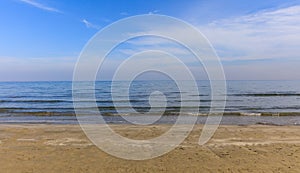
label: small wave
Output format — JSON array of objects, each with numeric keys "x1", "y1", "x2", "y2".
[
  {"x1": 23, "y1": 112, "x2": 75, "y2": 116},
  {"x1": 255, "y1": 122, "x2": 282, "y2": 126},
  {"x1": 223, "y1": 112, "x2": 300, "y2": 116},
  {"x1": 0, "y1": 100, "x2": 71, "y2": 103},
  {"x1": 229, "y1": 93, "x2": 300, "y2": 97},
  {"x1": 239, "y1": 112, "x2": 261, "y2": 116},
  {"x1": 188, "y1": 94, "x2": 209, "y2": 96},
  {"x1": 0, "y1": 108, "x2": 75, "y2": 115}
]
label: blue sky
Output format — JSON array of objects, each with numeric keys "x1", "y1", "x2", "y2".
[{"x1": 0, "y1": 0, "x2": 300, "y2": 81}]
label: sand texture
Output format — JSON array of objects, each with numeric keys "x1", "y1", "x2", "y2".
[{"x1": 0, "y1": 124, "x2": 299, "y2": 172}]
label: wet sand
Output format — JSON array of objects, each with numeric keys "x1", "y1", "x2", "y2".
[{"x1": 0, "y1": 124, "x2": 300, "y2": 172}]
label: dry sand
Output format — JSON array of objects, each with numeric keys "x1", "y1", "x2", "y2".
[{"x1": 0, "y1": 124, "x2": 300, "y2": 173}]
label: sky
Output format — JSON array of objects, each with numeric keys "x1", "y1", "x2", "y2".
[{"x1": 0, "y1": 0, "x2": 300, "y2": 81}]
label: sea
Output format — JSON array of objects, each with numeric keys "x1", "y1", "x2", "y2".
[{"x1": 0, "y1": 80, "x2": 300, "y2": 125}]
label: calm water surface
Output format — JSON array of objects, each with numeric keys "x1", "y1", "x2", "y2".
[{"x1": 0, "y1": 80, "x2": 300, "y2": 125}]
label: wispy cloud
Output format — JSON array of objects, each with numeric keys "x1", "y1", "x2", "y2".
[
  {"x1": 148, "y1": 10, "x2": 159, "y2": 15},
  {"x1": 105, "y1": 5, "x2": 300, "y2": 63},
  {"x1": 198, "y1": 5, "x2": 300, "y2": 61},
  {"x1": 82, "y1": 19, "x2": 101, "y2": 30},
  {"x1": 19, "y1": 0, "x2": 61, "y2": 13},
  {"x1": 101, "y1": 5, "x2": 300, "y2": 80}
]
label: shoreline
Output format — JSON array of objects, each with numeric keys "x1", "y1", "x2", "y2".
[
  {"x1": 2, "y1": 111, "x2": 300, "y2": 117},
  {"x1": 0, "y1": 114, "x2": 300, "y2": 126},
  {"x1": 0, "y1": 124, "x2": 299, "y2": 172}
]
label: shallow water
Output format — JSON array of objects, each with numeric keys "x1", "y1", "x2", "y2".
[{"x1": 0, "y1": 115, "x2": 299, "y2": 126}]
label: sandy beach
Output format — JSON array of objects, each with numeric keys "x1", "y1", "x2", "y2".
[{"x1": 0, "y1": 124, "x2": 299, "y2": 173}]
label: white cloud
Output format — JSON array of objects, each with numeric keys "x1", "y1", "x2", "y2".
[
  {"x1": 108, "y1": 6, "x2": 300, "y2": 80},
  {"x1": 82, "y1": 19, "x2": 101, "y2": 30},
  {"x1": 118, "y1": 37, "x2": 191, "y2": 56},
  {"x1": 19, "y1": 0, "x2": 61, "y2": 13},
  {"x1": 118, "y1": 47, "x2": 189, "y2": 56},
  {"x1": 198, "y1": 5, "x2": 300, "y2": 61},
  {"x1": 148, "y1": 10, "x2": 159, "y2": 15}
]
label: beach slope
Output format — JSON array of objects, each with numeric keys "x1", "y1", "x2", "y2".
[{"x1": 0, "y1": 124, "x2": 300, "y2": 172}]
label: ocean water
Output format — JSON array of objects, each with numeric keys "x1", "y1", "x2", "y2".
[{"x1": 0, "y1": 80, "x2": 300, "y2": 125}]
